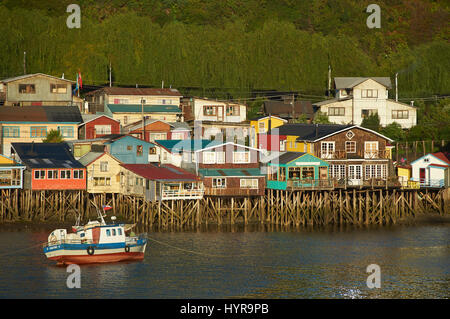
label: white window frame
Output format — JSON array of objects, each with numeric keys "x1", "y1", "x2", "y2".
[
  {"x1": 240, "y1": 178, "x2": 258, "y2": 189},
  {"x1": 94, "y1": 125, "x2": 112, "y2": 135},
  {"x1": 364, "y1": 141, "x2": 379, "y2": 159},
  {"x1": 212, "y1": 178, "x2": 226, "y2": 188},
  {"x1": 233, "y1": 151, "x2": 250, "y2": 164},
  {"x1": 320, "y1": 141, "x2": 335, "y2": 159}
]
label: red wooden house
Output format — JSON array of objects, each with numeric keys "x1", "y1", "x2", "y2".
[
  {"x1": 123, "y1": 119, "x2": 191, "y2": 142},
  {"x1": 78, "y1": 114, "x2": 121, "y2": 140},
  {"x1": 195, "y1": 142, "x2": 265, "y2": 197},
  {"x1": 11, "y1": 143, "x2": 86, "y2": 190}
]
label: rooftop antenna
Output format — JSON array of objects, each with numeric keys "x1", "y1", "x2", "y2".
[
  {"x1": 395, "y1": 72, "x2": 398, "y2": 102},
  {"x1": 23, "y1": 51, "x2": 26, "y2": 75}
]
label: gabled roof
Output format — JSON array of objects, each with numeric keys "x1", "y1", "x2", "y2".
[
  {"x1": 79, "y1": 114, "x2": 119, "y2": 126},
  {"x1": 0, "y1": 106, "x2": 82, "y2": 123},
  {"x1": 276, "y1": 152, "x2": 307, "y2": 164},
  {"x1": 410, "y1": 152, "x2": 450, "y2": 166},
  {"x1": 78, "y1": 151, "x2": 121, "y2": 167},
  {"x1": 11, "y1": 142, "x2": 84, "y2": 169},
  {"x1": 195, "y1": 141, "x2": 262, "y2": 153},
  {"x1": 1, "y1": 73, "x2": 75, "y2": 84},
  {"x1": 265, "y1": 124, "x2": 394, "y2": 142},
  {"x1": 249, "y1": 115, "x2": 288, "y2": 122},
  {"x1": 198, "y1": 168, "x2": 264, "y2": 177},
  {"x1": 334, "y1": 77, "x2": 392, "y2": 89},
  {"x1": 155, "y1": 139, "x2": 220, "y2": 153},
  {"x1": 121, "y1": 163, "x2": 199, "y2": 182},
  {"x1": 103, "y1": 134, "x2": 156, "y2": 146},
  {"x1": 106, "y1": 104, "x2": 182, "y2": 114},
  {"x1": 86, "y1": 87, "x2": 182, "y2": 97}
]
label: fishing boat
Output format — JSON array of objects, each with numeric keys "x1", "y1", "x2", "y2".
[{"x1": 43, "y1": 205, "x2": 147, "y2": 265}]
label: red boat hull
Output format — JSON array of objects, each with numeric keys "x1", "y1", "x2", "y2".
[{"x1": 48, "y1": 252, "x2": 145, "y2": 265}]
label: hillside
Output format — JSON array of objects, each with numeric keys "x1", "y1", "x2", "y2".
[{"x1": 0, "y1": 0, "x2": 448, "y2": 100}]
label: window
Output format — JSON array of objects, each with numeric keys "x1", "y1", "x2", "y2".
[
  {"x1": 364, "y1": 142, "x2": 379, "y2": 158},
  {"x1": 361, "y1": 109, "x2": 377, "y2": 119},
  {"x1": 94, "y1": 125, "x2": 112, "y2": 135},
  {"x1": 2, "y1": 126, "x2": 20, "y2": 138},
  {"x1": 330, "y1": 164, "x2": 346, "y2": 179},
  {"x1": 30, "y1": 126, "x2": 47, "y2": 138},
  {"x1": 106, "y1": 229, "x2": 111, "y2": 236},
  {"x1": 60, "y1": 170, "x2": 71, "y2": 179},
  {"x1": 123, "y1": 116, "x2": 128, "y2": 125},
  {"x1": 233, "y1": 152, "x2": 250, "y2": 164},
  {"x1": 216, "y1": 152, "x2": 225, "y2": 164},
  {"x1": 94, "y1": 177, "x2": 110, "y2": 186},
  {"x1": 226, "y1": 105, "x2": 239, "y2": 116},
  {"x1": 137, "y1": 145, "x2": 143, "y2": 157},
  {"x1": 50, "y1": 84, "x2": 67, "y2": 93},
  {"x1": 149, "y1": 147, "x2": 157, "y2": 155},
  {"x1": 301, "y1": 167, "x2": 314, "y2": 179},
  {"x1": 18, "y1": 84, "x2": 35, "y2": 94},
  {"x1": 267, "y1": 166, "x2": 278, "y2": 181},
  {"x1": 348, "y1": 165, "x2": 362, "y2": 180},
  {"x1": 118, "y1": 228, "x2": 122, "y2": 236},
  {"x1": 280, "y1": 140, "x2": 286, "y2": 152},
  {"x1": 34, "y1": 170, "x2": 45, "y2": 179},
  {"x1": 212, "y1": 178, "x2": 226, "y2": 188},
  {"x1": 320, "y1": 142, "x2": 335, "y2": 159},
  {"x1": 114, "y1": 98, "x2": 129, "y2": 104},
  {"x1": 203, "y1": 151, "x2": 221, "y2": 164},
  {"x1": 127, "y1": 145, "x2": 132, "y2": 151},
  {"x1": 240, "y1": 179, "x2": 258, "y2": 189},
  {"x1": 73, "y1": 170, "x2": 84, "y2": 179},
  {"x1": 345, "y1": 141, "x2": 356, "y2": 153},
  {"x1": 392, "y1": 110, "x2": 409, "y2": 119},
  {"x1": 258, "y1": 122, "x2": 266, "y2": 133},
  {"x1": 328, "y1": 107, "x2": 345, "y2": 116},
  {"x1": 100, "y1": 161, "x2": 109, "y2": 172},
  {"x1": 47, "y1": 170, "x2": 58, "y2": 179},
  {"x1": 58, "y1": 126, "x2": 74, "y2": 138},
  {"x1": 150, "y1": 133, "x2": 167, "y2": 142},
  {"x1": 171, "y1": 132, "x2": 184, "y2": 140},
  {"x1": 365, "y1": 164, "x2": 387, "y2": 179},
  {"x1": 203, "y1": 106, "x2": 217, "y2": 116},
  {"x1": 361, "y1": 89, "x2": 378, "y2": 98},
  {"x1": 112, "y1": 229, "x2": 116, "y2": 236}
]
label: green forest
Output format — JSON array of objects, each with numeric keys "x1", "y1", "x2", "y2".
[{"x1": 0, "y1": 0, "x2": 448, "y2": 102}]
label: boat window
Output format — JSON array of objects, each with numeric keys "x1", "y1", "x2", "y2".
[
  {"x1": 106, "y1": 229, "x2": 111, "y2": 236},
  {"x1": 80, "y1": 233, "x2": 85, "y2": 238},
  {"x1": 112, "y1": 229, "x2": 116, "y2": 236},
  {"x1": 118, "y1": 228, "x2": 122, "y2": 236}
]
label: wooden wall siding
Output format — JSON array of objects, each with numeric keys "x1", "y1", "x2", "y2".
[
  {"x1": 30, "y1": 168, "x2": 86, "y2": 190},
  {"x1": 203, "y1": 176, "x2": 265, "y2": 196},
  {"x1": 83, "y1": 117, "x2": 120, "y2": 139},
  {"x1": 198, "y1": 145, "x2": 260, "y2": 169},
  {"x1": 314, "y1": 128, "x2": 388, "y2": 158}
]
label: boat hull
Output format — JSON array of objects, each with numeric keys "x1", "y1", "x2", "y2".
[{"x1": 44, "y1": 240, "x2": 147, "y2": 265}]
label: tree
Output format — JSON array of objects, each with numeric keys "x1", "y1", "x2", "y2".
[
  {"x1": 43, "y1": 130, "x2": 64, "y2": 143},
  {"x1": 312, "y1": 111, "x2": 331, "y2": 124},
  {"x1": 293, "y1": 114, "x2": 309, "y2": 123},
  {"x1": 380, "y1": 122, "x2": 405, "y2": 141},
  {"x1": 361, "y1": 113, "x2": 381, "y2": 132}
]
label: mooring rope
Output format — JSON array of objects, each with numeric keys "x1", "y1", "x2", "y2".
[
  {"x1": 145, "y1": 235, "x2": 262, "y2": 258},
  {"x1": 0, "y1": 241, "x2": 47, "y2": 258}
]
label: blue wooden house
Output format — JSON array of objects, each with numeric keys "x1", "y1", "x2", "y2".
[
  {"x1": 0, "y1": 154, "x2": 25, "y2": 189},
  {"x1": 104, "y1": 135, "x2": 157, "y2": 164},
  {"x1": 266, "y1": 152, "x2": 332, "y2": 190}
]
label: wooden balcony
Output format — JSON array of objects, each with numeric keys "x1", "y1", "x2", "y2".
[
  {"x1": 286, "y1": 179, "x2": 334, "y2": 190},
  {"x1": 319, "y1": 149, "x2": 390, "y2": 160},
  {"x1": 204, "y1": 187, "x2": 263, "y2": 197},
  {"x1": 161, "y1": 189, "x2": 204, "y2": 200}
]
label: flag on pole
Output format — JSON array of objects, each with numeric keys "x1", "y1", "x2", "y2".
[{"x1": 102, "y1": 205, "x2": 113, "y2": 211}]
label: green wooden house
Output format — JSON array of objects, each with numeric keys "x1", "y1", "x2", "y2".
[{"x1": 266, "y1": 152, "x2": 332, "y2": 190}]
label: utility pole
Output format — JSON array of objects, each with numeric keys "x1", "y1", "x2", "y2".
[
  {"x1": 395, "y1": 72, "x2": 398, "y2": 102},
  {"x1": 141, "y1": 97, "x2": 145, "y2": 141},
  {"x1": 328, "y1": 64, "x2": 331, "y2": 97},
  {"x1": 109, "y1": 61, "x2": 112, "y2": 87},
  {"x1": 23, "y1": 51, "x2": 26, "y2": 75}
]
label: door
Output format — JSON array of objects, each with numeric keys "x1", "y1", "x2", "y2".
[
  {"x1": 348, "y1": 165, "x2": 362, "y2": 186},
  {"x1": 319, "y1": 167, "x2": 328, "y2": 180},
  {"x1": 217, "y1": 106, "x2": 224, "y2": 121},
  {"x1": 419, "y1": 168, "x2": 426, "y2": 185}
]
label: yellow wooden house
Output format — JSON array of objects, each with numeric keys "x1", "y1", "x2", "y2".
[{"x1": 250, "y1": 115, "x2": 287, "y2": 148}]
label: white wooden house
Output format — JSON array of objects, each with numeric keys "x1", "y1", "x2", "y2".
[{"x1": 410, "y1": 152, "x2": 450, "y2": 188}]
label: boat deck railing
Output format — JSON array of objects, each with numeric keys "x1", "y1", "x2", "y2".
[{"x1": 43, "y1": 238, "x2": 94, "y2": 248}]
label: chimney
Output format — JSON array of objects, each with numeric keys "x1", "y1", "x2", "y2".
[{"x1": 410, "y1": 101, "x2": 414, "y2": 107}]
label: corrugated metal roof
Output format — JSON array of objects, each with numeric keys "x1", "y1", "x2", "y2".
[
  {"x1": 275, "y1": 152, "x2": 307, "y2": 164},
  {"x1": 106, "y1": 104, "x2": 182, "y2": 114},
  {"x1": 1, "y1": 73, "x2": 75, "y2": 84},
  {"x1": 78, "y1": 152, "x2": 105, "y2": 166},
  {"x1": 155, "y1": 139, "x2": 220, "y2": 153},
  {"x1": 0, "y1": 106, "x2": 82, "y2": 123},
  {"x1": 87, "y1": 87, "x2": 182, "y2": 96},
  {"x1": 334, "y1": 77, "x2": 392, "y2": 89},
  {"x1": 121, "y1": 163, "x2": 200, "y2": 182},
  {"x1": 267, "y1": 123, "x2": 352, "y2": 141},
  {"x1": 11, "y1": 142, "x2": 84, "y2": 169}
]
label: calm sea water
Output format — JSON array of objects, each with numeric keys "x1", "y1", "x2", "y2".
[{"x1": 0, "y1": 222, "x2": 448, "y2": 299}]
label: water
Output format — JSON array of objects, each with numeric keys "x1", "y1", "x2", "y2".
[{"x1": 0, "y1": 222, "x2": 448, "y2": 299}]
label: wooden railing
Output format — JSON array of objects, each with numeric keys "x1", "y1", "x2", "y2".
[
  {"x1": 286, "y1": 179, "x2": 334, "y2": 190},
  {"x1": 204, "y1": 187, "x2": 262, "y2": 196},
  {"x1": 318, "y1": 149, "x2": 390, "y2": 160},
  {"x1": 161, "y1": 189, "x2": 204, "y2": 200}
]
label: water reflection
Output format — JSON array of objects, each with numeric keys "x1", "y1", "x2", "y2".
[{"x1": 0, "y1": 222, "x2": 448, "y2": 298}]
